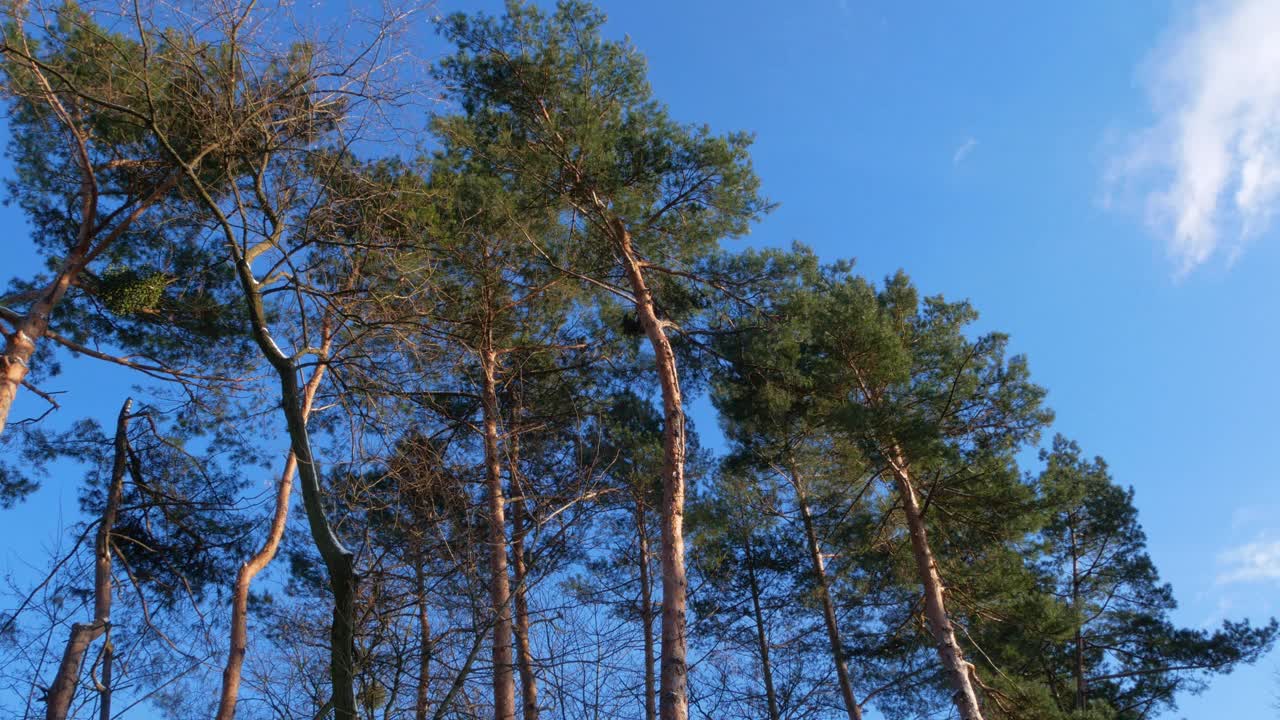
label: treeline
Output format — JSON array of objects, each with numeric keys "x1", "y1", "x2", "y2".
[{"x1": 0, "y1": 2, "x2": 1273, "y2": 720}]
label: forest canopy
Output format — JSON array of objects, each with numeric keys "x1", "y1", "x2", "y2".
[{"x1": 0, "y1": 2, "x2": 1273, "y2": 720}]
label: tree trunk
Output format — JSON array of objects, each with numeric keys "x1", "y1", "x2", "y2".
[
  {"x1": 510, "y1": 475, "x2": 539, "y2": 720},
  {"x1": 480, "y1": 347, "x2": 517, "y2": 720},
  {"x1": 416, "y1": 557, "x2": 432, "y2": 720},
  {"x1": 45, "y1": 399, "x2": 131, "y2": 720},
  {"x1": 634, "y1": 497, "x2": 657, "y2": 720},
  {"x1": 743, "y1": 538, "x2": 780, "y2": 720},
  {"x1": 215, "y1": 349, "x2": 329, "y2": 720},
  {"x1": 0, "y1": 273, "x2": 76, "y2": 436},
  {"x1": 508, "y1": 429, "x2": 539, "y2": 719},
  {"x1": 97, "y1": 632, "x2": 113, "y2": 720},
  {"x1": 793, "y1": 474, "x2": 862, "y2": 720},
  {"x1": 0, "y1": 166, "x2": 173, "y2": 436},
  {"x1": 887, "y1": 449, "x2": 984, "y2": 720},
  {"x1": 613, "y1": 220, "x2": 688, "y2": 720},
  {"x1": 1069, "y1": 520, "x2": 1087, "y2": 711},
  {"x1": 276, "y1": 352, "x2": 357, "y2": 720},
  {"x1": 0, "y1": 319, "x2": 37, "y2": 435},
  {"x1": 1073, "y1": 623, "x2": 1086, "y2": 710},
  {"x1": 512, "y1": 499, "x2": 537, "y2": 717},
  {"x1": 229, "y1": 252, "x2": 358, "y2": 720}
]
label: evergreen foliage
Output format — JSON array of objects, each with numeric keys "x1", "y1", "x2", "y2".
[{"x1": 0, "y1": 2, "x2": 1272, "y2": 719}]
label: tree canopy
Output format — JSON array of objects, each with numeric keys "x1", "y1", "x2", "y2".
[{"x1": 0, "y1": 2, "x2": 1272, "y2": 720}]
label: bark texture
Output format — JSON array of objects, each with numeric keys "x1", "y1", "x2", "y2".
[
  {"x1": 1, "y1": 307, "x2": 45, "y2": 435},
  {"x1": 45, "y1": 399, "x2": 131, "y2": 720},
  {"x1": 480, "y1": 348, "x2": 516, "y2": 720},
  {"x1": 888, "y1": 449, "x2": 985, "y2": 720},
  {"x1": 613, "y1": 220, "x2": 689, "y2": 720}
]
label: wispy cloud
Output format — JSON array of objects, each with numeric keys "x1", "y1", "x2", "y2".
[
  {"x1": 952, "y1": 137, "x2": 977, "y2": 166},
  {"x1": 1216, "y1": 535, "x2": 1280, "y2": 584},
  {"x1": 1108, "y1": 0, "x2": 1280, "y2": 275}
]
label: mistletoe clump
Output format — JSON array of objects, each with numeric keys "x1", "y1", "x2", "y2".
[{"x1": 96, "y1": 266, "x2": 170, "y2": 316}]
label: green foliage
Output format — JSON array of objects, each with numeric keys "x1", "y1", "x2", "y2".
[
  {"x1": 1, "y1": 4, "x2": 1275, "y2": 720},
  {"x1": 0, "y1": 1, "x2": 261, "y2": 377},
  {"x1": 1009, "y1": 436, "x2": 1280, "y2": 718},
  {"x1": 96, "y1": 266, "x2": 170, "y2": 316},
  {"x1": 708, "y1": 258, "x2": 1061, "y2": 712},
  {"x1": 434, "y1": 0, "x2": 772, "y2": 327}
]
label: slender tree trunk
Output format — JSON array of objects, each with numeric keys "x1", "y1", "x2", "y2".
[
  {"x1": 433, "y1": 618, "x2": 488, "y2": 720},
  {"x1": 510, "y1": 471, "x2": 539, "y2": 720},
  {"x1": 0, "y1": 314, "x2": 38, "y2": 434},
  {"x1": 887, "y1": 448, "x2": 984, "y2": 720},
  {"x1": 97, "y1": 632, "x2": 113, "y2": 720},
  {"x1": 1069, "y1": 520, "x2": 1087, "y2": 711},
  {"x1": 743, "y1": 538, "x2": 780, "y2": 720},
  {"x1": 45, "y1": 399, "x2": 131, "y2": 720},
  {"x1": 634, "y1": 497, "x2": 657, "y2": 720},
  {"x1": 215, "y1": 346, "x2": 329, "y2": 720},
  {"x1": 613, "y1": 220, "x2": 689, "y2": 720},
  {"x1": 480, "y1": 347, "x2": 517, "y2": 720},
  {"x1": 415, "y1": 557, "x2": 432, "y2": 720},
  {"x1": 792, "y1": 473, "x2": 862, "y2": 720},
  {"x1": 259, "y1": 323, "x2": 358, "y2": 720},
  {"x1": 229, "y1": 252, "x2": 358, "y2": 720},
  {"x1": 215, "y1": 453, "x2": 297, "y2": 720},
  {"x1": 1073, "y1": 620, "x2": 1086, "y2": 710},
  {"x1": 327, "y1": 555, "x2": 357, "y2": 720}
]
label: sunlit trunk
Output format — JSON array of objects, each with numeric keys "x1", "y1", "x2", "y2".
[
  {"x1": 614, "y1": 220, "x2": 688, "y2": 720},
  {"x1": 0, "y1": 273, "x2": 75, "y2": 435},
  {"x1": 888, "y1": 447, "x2": 985, "y2": 720},
  {"x1": 480, "y1": 347, "x2": 516, "y2": 720}
]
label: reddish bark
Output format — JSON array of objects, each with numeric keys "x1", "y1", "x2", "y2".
[{"x1": 613, "y1": 220, "x2": 689, "y2": 720}]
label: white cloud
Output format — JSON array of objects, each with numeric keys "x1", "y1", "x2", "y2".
[
  {"x1": 1110, "y1": 0, "x2": 1280, "y2": 275},
  {"x1": 952, "y1": 137, "x2": 977, "y2": 166},
  {"x1": 1216, "y1": 536, "x2": 1280, "y2": 584}
]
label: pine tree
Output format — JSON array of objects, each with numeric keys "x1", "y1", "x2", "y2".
[
  {"x1": 435, "y1": 6, "x2": 770, "y2": 718},
  {"x1": 1028, "y1": 436, "x2": 1278, "y2": 718}
]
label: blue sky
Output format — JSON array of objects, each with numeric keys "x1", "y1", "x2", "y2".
[
  {"x1": 5, "y1": 0, "x2": 1280, "y2": 717},
  {"x1": 546, "y1": 0, "x2": 1280, "y2": 716}
]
